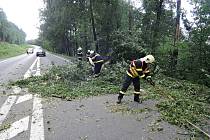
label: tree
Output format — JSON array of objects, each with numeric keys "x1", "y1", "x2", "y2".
[
  {"x1": 148, "y1": 0, "x2": 164, "y2": 55},
  {"x1": 169, "y1": 0, "x2": 181, "y2": 75},
  {"x1": 186, "y1": 0, "x2": 210, "y2": 85},
  {"x1": 89, "y1": 0, "x2": 98, "y2": 52},
  {"x1": 0, "y1": 8, "x2": 26, "y2": 44}
]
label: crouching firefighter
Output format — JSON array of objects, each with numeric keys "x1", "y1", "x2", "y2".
[
  {"x1": 88, "y1": 51, "x2": 105, "y2": 77},
  {"x1": 117, "y1": 55, "x2": 156, "y2": 104}
]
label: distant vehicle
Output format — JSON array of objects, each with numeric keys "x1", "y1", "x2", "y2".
[
  {"x1": 26, "y1": 48, "x2": 34, "y2": 54},
  {"x1": 36, "y1": 49, "x2": 46, "y2": 57}
]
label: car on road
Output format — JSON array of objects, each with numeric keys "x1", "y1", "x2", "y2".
[
  {"x1": 36, "y1": 49, "x2": 46, "y2": 57},
  {"x1": 26, "y1": 48, "x2": 34, "y2": 54}
]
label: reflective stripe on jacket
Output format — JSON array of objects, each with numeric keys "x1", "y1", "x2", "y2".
[
  {"x1": 127, "y1": 59, "x2": 150, "y2": 78},
  {"x1": 92, "y1": 54, "x2": 104, "y2": 64}
]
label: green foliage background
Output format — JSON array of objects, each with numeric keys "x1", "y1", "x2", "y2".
[{"x1": 38, "y1": 0, "x2": 210, "y2": 86}]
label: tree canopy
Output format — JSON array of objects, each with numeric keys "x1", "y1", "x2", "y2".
[
  {"x1": 38, "y1": 0, "x2": 210, "y2": 86},
  {"x1": 0, "y1": 8, "x2": 26, "y2": 44}
]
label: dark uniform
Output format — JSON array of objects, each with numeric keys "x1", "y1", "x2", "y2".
[
  {"x1": 77, "y1": 49, "x2": 83, "y2": 61},
  {"x1": 90, "y1": 54, "x2": 104, "y2": 76},
  {"x1": 117, "y1": 58, "x2": 154, "y2": 103}
]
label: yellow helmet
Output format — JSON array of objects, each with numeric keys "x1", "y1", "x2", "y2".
[{"x1": 144, "y1": 55, "x2": 155, "y2": 64}]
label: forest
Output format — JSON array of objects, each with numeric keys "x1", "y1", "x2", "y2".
[
  {"x1": 0, "y1": 8, "x2": 26, "y2": 44},
  {"x1": 39, "y1": 0, "x2": 210, "y2": 86}
]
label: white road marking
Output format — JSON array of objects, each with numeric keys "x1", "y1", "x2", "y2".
[
  {"x1": 0, "y1": 116, "x2": 29, "y2": 140},
  {"x1": 30, "y1": 95, "x2": 44, "y2": 140},
  {"x1": 24, "y1": 56, "x2": 45, "y2": 140},
  {"x1": 24, "y1": 57, "x2": 38, "y2": 79},
  {"x1": 0, "y1": 52, "x2": 45, "y2": 140},
  {"x1": 35, "y1": 57, "x2": 41, "y2": 76},
  {"x1": 0, "y1": 96, "x2": 17, "y2": 125},
  {"x1": 16, "y1": 94, "x2": 33, "y2": 104}
]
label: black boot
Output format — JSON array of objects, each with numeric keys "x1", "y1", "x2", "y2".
[
  {"x1": 134, "y1": 94, "x2": 141, "y2": 103},
  {"x1": 117, "y1": 93, "x2": 124, "y2": 104}
]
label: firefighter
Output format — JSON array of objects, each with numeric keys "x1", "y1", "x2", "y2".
[
  {"x1": 117, "y1": 55, "x2": 155, "y2": 104},
  {"x1": 77, "y1": 47, "x2": 83, "y2": 61},
  {"x1": 88, "y1": 51, "x2": 104, "y2": 77}
]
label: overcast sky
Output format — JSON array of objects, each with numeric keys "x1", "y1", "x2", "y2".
[{"x1": 0, "y1": 0, "x2": 193, "y2": 41}]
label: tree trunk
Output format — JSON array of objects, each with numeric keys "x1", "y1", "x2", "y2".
[
  {"x1": 151, "y1": 0, "x2": 164, "y2": 54},
  {"x1": 128, "y1": 0, "x2": 133, "y2": 34},
  {"x1": 170, "y1": 0, "x2": 181, "y2": 75},
  {"x1": 89, "y1": 0, "x2": 98, "y2": 52},
  {"x1": 68, "y1": 29, "x2": 73, "y2": 56}
]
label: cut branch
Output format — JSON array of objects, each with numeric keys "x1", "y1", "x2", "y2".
[{"x1": 186, "y1": 120, "x2": 210, "y2": 138}]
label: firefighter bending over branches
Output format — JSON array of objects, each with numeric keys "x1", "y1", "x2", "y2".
[
  {"x1": 88, "y1": 50, "x2": 105, "y2": 77},
  {"x1": 117, "y1": 55, "x2": 155, "y2": 104}
]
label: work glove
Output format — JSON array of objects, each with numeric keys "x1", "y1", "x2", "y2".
[{"x1": 146, "y1": 77, "x2": 155, "y2": 86}]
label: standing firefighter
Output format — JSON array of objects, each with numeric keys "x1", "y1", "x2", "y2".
[
  {"x1": 88, "y1": 51, "x2": 104, "y2": 77},
  {"x1": 117, "y1": 55, "x2": 155, "y2": 104},
  {"x1": 77, "y1": 47, "x2": 83, "y2": 61}
]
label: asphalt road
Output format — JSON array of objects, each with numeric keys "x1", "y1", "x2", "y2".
[
  {"x1": 0, "y1": 45, "x2": 70, "y2": 84},
  {"x1": 0, "y1": 45, "x2": 189, "y2": 140},
  {"x1": 0, "y1": 45, "x2": 70, "y2": 140}
]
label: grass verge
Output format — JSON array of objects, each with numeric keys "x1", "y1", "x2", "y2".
[{"x1": 0, "y1": 42, "x2": 30, "y2": 59}]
